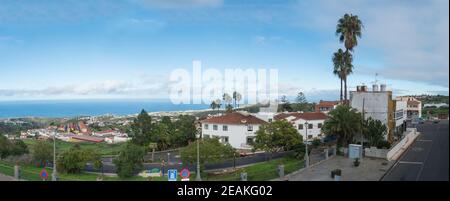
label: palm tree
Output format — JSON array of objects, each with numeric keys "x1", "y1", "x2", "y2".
[
  {"x1": 233, "y1": 92, "x2": 242, "y2": 108},
  {"x1": 210, "y1": 101, "x2": 217, "y2": 111},
  {"x1": 214, "y1": 99, "x2": 222, "y2": 111},
  {"x1": 336, "y1": 13, "x2": 363, "y2": 103},
  {"x1": 336, "y1": 13, "x2": 363, "y2": 52},
  {"x1": 333, "y1": 49, "x2": 345, "y2": 102},
  {"x1": 321, "y1": 105, "x2": 362, "y2": 147},
  {"x1": 342, "y1": 52, "x2": 353, "y2": 103},
  {"x1": 223, "y1": 93, "x2": 232, "y2": 108}
]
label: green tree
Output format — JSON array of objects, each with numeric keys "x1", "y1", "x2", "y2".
[
  {"x1": 10, "y1": 139, "x2": 29, "y2": 156},
  {"x1": 57, "y1": 146, "x2": 101, "y2": 174},
  {"x1": 0, "y1": 135, "x2": 12, "y2": 159},
  {"x1": 180, "y1": 138, "x2": 235, "y2": 169},
  {"x1": 130, "y1": 109, "x2": 153, "y2": 146},
  {"x1": 172, "y1": 115, "x2": 196, "y2": 147},
  {"x1": 336, "y1": 13, "x2": 363, "y2": 102},
  {"x1": 113, "y1": 142, "x2": 146, "y2": 178},
  {"x1": 151, "y1": 123, "x2": 172, "y2": 151},
  {"x1": 31, "y1": 140, "x2": 53, "y2": 167},
  {"x1": 321, "y1": 105, "x2": 362, "y2": 147},
  {"x1": 364, "y1": 117, "x2": 388, "y2": 148},
  {"x1": 253, "y1": 120, "x2": 302, "y2": 160},
  {"x1": 279, "y1": 95, "x2": 293, "y2": 112}
]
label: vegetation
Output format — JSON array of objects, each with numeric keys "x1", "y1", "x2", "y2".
[
  {"x1": 30, "y1": 140, "x2": 53, "y2": 167},
  {"x1": 335, "y1": 13, "x2": 363, "y2": 103},
  {"x1": 23, "y1": 139, "x2": 124, "y2": 156},
  {"x1": 363, "y1": 117, "x2": 389, "y2": 148},
  {"x1": 253, "y1": 120, "x2": 302, "y2": 160},
  {"x1": 204, "y1": 156, "x2": 303, "y2": 181},
  {"x1": 113, "y1": 142, "x2": 146, "y2": 178},
  {"x1": 322, "y1": 105, "x2": 362, "y2": 147},
  {"x1": 180, "y1": 138, "x2": 235, "y2": 169},
  {"x1": 57, "y1": 145, "x2": 102, "y2": 174},
  {"x1": 129, "y1": 109, "x2": 197, "y2": 151}
]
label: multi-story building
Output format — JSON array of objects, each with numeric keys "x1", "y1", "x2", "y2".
[
  {"x1": 350, "y1": 84, "x2": 407, "y2": 143},
  {"x1": 274, "y1": 112, "x2": 328, "y2": 141},
  {"x1": 200, "y1": 112, "x2": 267, "y2": 150},
  {"x1": 396, "y1": 96, "x2": 422, "y2": 118},
  {"x1": 314, "y1": 100, "x2": 340, "y2": 114}
]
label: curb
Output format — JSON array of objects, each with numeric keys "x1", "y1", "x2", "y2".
[{"x1": 379, "y1": 132, "x2": 421, "y2": 181}]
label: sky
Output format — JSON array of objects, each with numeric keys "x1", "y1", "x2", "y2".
[{"x1": 0, "y1": 0, "x2": 448, "y2": 102}]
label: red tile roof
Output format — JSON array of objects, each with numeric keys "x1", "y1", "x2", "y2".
[
  {"x1": 407, "y1": 101, "x2": 421, "y2": 106},
  {"x1": 275, "y1": 112, "x2": 328, "y2": 121},
  {"x1": 200, "y1": 112, "x2": 267, "y2": 125},
  {"x1": 71, "y1": 135, "x2": 104, "y2": 143}
]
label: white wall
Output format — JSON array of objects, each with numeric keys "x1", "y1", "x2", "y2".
[
  {"x1": 201, "y1": 123, "x2": 261, "y2": 149},
  {"x1": 292, "y1": 119, "x2": 325, "y2": 141},
  {"x1": 395, "y1": 100, "x2": 407, "y2": 127},
  {"x1": 351, "y1": 92, "x2": 389, "y2": 125}
]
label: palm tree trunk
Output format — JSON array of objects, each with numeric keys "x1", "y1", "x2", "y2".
[
  {"x1": 344, "y1": 76, "x2": 348, "y2": 104},
  {"x1": 340, "y1": 78, "x2": 343, "y2": 102}
]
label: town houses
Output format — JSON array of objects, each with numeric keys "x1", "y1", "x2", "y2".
[
  {"x1": 274, "y1": 112, "x2": 329, "y2": 141},
  {"x1": 200, "y1": 109, "x2": 331, "y2": 150},
  {"x1": 200, "y1": 112, "x2": 267, "y2": 150}
]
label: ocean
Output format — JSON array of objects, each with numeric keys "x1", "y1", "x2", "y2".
[{"x1": 0, "y1": 99, "x2": 210, "y2": 118}]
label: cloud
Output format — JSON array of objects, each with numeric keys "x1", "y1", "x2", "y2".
[
  {"x1": 293, "y1": 0, "x2": 449, "y2": 88},
  {"x1": 252, "y1": 35, "x2": 292, "y2": 46},
  {"x1": 134, "y1": 0, "x2": 223, "y2": 9},
  {"x1": 0, "y1": 79, "x2": 170, "y2": 98}
]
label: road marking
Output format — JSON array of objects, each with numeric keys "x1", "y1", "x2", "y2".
[
  {"x1": 398, "y1": 161, "x2": 423, "y2": 165},
  {"x1": 415, "y1": 126, "x2": 436, "y2": 181}
]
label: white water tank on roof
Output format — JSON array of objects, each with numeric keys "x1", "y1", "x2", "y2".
[
  {"x1": 373, "y1": 84, "x2": 379, "y2": 92},
  {"x1": 380, "y1": 84, "x2": 387, "y2": 92}
]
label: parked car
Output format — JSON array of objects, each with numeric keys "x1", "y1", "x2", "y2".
[{"x1": 411, "y1": 118, "x2": 424, "y2": 125}]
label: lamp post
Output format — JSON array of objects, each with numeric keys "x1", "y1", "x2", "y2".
[
  {"x1": 51, "y1": 133, "x2": 58, "y2": 181},
  {"x1": 196, "y1": 128, "x2": 202, "y2": 181},
  {"x1": 304, "y1": 122, "x2": 309, "y2": 168}
]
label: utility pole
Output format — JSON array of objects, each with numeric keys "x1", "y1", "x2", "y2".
[
  {"x1": 361, "y1": 98, "x2": 365, "y2": 160},
  {"x1": 304, "y1": 122, "x2": 309, "y2": 168},
  {"x1": 196, "y1": 129, "x2": 202, "y2": 181},
  {"x1": 52, "y1": 133, "x2": 57, "y2": 181}
]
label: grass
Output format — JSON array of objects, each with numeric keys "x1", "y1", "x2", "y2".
[
  {"x1": 203, "y1": 156, "x2": 303, "y2": 181},
  {"x1": 23, "y1": 139, "x2": 125, "y2": 156},
  {"x1": 0, "y1": 156, "x2": 303, "y2": 181}
]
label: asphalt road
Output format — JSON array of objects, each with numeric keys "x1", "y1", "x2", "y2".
[{"x1": 382, "y1": 120, "x2": 449, "y2": 181}]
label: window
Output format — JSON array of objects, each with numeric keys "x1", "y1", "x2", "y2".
[
  {"x1": 213, "y1": 125, "x2": 218, "y2": 131},
  {"x1": 308, "y1": 135, "x2": 313, "y2": 139},
  {"x1": 318, "y1": 123, "x2": 322, "y2": 128},
  {"x1": 308, "y1": 124, "x2": 313, "y2": 129},
  {"x1": 268, "y1": 118, "x2": 273, "y2": 123},
  {"x1": 221, "y1": 136, "x2": 229, "y2": 143},
  {"x1": 298, "y1": 124, "x2": 304, "y2": 130},
  {"x1": 246, "y1": 137, "x2": 255, "y2": 145},
  {"x1": 223, "y1": 125, "x2": 228, "y2": 131},
  {"x1": 247, "y1": 125, "x2": 253, "y2": 131},
  {"x1": 204, "y1": 124, "x2": 209, "y2": 130}
]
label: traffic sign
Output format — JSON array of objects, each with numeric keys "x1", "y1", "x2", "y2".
[
  {"x1": 180, "y1": 168, "x2": 190, "y2": 181},
  {"x1": 40, "y1": 169, "x2": 49, "y2": 180},
  {"x1": 168, "y1": 169, "x2": 177, "y2": 181}
]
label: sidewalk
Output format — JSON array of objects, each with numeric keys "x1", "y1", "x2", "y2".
[
  {"x1": 284, "y1": 156, "x2": 394, "y2": 181},
  {"x1": 0, "y1": 173, "x2": 16, "y2": 181}
]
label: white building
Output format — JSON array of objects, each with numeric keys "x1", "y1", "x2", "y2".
[
  {"x1": 350, "y1": 84, "x2": 407, "y2": 143},
  {"x1": 396, "y1": 96, "x2": 422, "y2": 118},
  {"x1": 274, "y1": 112, "x2": 328, "y2": 141},
  {"x1": 200, "y1": 112, "x2": 267, "y2": 150}
]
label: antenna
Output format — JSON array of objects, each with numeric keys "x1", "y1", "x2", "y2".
[{"x1": 371, "y1": 73, "x2": 379, "y2": 85}]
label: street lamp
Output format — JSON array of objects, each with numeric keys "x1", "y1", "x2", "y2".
[
  {"x1": 195, "y1": 128, "x2": 202, "y2": 181},
  {"x1": 52, "y1": 133, "x2": 58, "y2": 181},
  {"x1": 304, "y1": 122, "x2": 309, "y2": 168}
]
